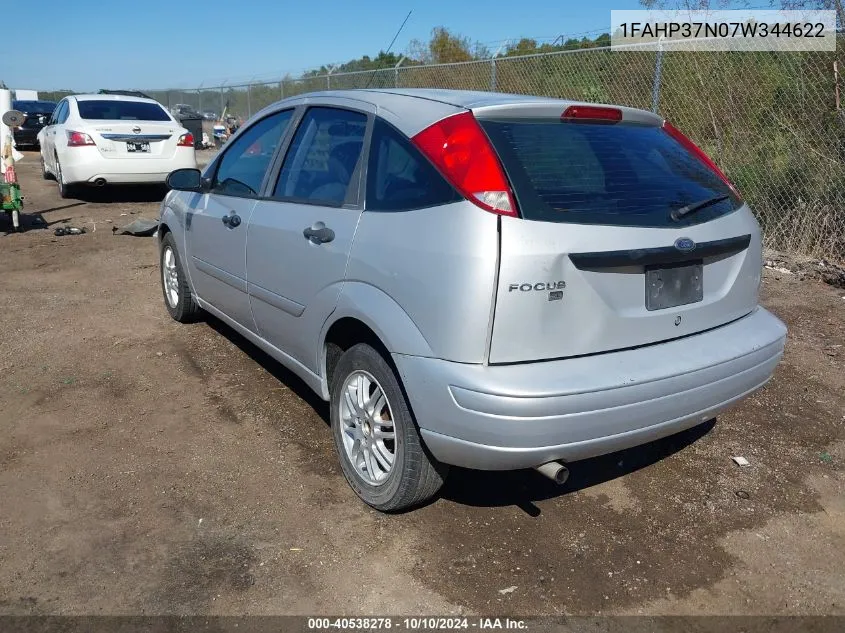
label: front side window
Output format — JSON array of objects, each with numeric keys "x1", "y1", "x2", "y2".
[
  {"x1": 366, "y1": 118, "x2": 460, "y2": 211},
  {"x1": 273, "y1": 107, "x2": 367, "y2": 206},
  {"x1": 211, "y1": 109, "x2": 294, "y2": 197}
]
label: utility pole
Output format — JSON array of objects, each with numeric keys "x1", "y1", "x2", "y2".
[{"x1": 393, "y1": 56, "x2": 405, "y2": 88}]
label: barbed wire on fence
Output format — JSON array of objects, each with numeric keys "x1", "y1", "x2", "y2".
[{"x1": 146, "y1": 38, "x2": 844, "y2": 262}]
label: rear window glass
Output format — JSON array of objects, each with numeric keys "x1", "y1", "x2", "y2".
[
  {"x1": 480, "y1": 119, "x2": 740, "y2": 228},
  {"x1": 13, "y1": 101, "x2": 56, "y2": 115},
  {"x1": 77, "y1": 100, "x2": 171, "y2": 121}
]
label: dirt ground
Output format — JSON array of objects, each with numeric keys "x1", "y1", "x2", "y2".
[{"x1": 1, "y1": 151, "x2": 843, "y2": 617}]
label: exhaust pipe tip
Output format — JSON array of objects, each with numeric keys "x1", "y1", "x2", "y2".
[
  {"x1": 93, "y1": 178, "x2": 106, "y2": 187},
  {"x1": 534, "y1": 461, "x2": 569, "y2": 486}
]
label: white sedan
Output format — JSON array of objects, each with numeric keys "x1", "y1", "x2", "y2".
[{"x1": 38, "y1": 94, "x2": 197, "y2": 198}]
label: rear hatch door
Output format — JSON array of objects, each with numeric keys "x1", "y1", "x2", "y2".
[{"x1": 476, "y1": 104, "x2": 761, "y2": 364}]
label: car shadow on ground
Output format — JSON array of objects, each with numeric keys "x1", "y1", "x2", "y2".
[
  {"x1": 204, "y1": 315, "x2": 331, "y2": 421},
  {"x1": 201, "y1": 313, "x2": 716, "y2": 515},
  {"x1": 69, "y1": 185, "x2": 168, "y2": 204},
  {"x1": 1, "y1": 205, "x2": 83, "y2": 234},
  {"x1": 2, "y1": 203, "x2": 101, "y2": 235},
  {"x1": 439, "y1": 421, "x2": 715, "y2": 515}
]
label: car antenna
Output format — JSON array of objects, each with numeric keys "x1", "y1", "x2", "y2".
[{"x1": 363, "y1": 9, "x2": 413, "y2": 90}]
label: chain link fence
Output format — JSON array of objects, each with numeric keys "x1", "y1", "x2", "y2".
[{"x1": 149, "y1": 39, "x2": 845, "y2": 261}]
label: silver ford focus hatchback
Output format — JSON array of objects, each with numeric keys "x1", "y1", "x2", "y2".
[{"x1": 157, "y1": 89, "x2": 787, "y2": 511}]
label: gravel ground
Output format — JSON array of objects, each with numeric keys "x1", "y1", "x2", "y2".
[{"x1": 1, "y1": 151, "x2": 843, "y2": 617}]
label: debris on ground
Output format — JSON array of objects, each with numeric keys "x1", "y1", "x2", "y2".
[
  {"x1": 498, "y1": 586, "x2": 517, "y2": 595},
  {"x1": 115, "y1": 218, "x2": 159, "y2": 237},
  {"x1": 765, "y1": 266, "x2": 794, "y2": 275},
  {"x1": 732, "y1": 456, "x2": 751, "y2": 467},
  {"x1": 54, "y1": 226, "x2": 86, "y2": 236},
  {"x1": 764, "y1": 249, "x2": 845, "y2": 289},
  {"x1": 819, "y1": 452, "x2": 833, "y2": 464}
]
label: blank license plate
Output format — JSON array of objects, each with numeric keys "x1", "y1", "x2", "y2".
[
  {"x1": 645, "y1": 261, "x2": 703, "y2": 311},
  {"x1": 126, "y1": 142, "x2": 150, "y2": 153}
]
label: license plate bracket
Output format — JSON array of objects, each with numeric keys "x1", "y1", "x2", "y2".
[
  {"x1": 126, "y1": 141, "x2": 150, "y2": 153},
  {"x1": 645, "y1": 260, "x2": 703, "y2": 311}
]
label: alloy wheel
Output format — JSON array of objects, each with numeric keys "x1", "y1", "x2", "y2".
[{"x1": 338, "y1": 370, "x2": 397, "y2": 486}]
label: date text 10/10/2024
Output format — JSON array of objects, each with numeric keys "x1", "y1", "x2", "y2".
[{"x1": 307, "y1": 617, "x2": 528, "y2": 630}]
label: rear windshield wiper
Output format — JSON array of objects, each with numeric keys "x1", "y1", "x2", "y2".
[{"x1": 670, "y1": 195, "x2": 730, "y2": 222}]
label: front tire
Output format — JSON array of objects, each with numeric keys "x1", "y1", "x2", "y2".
[
  {"x1": 159, "y1": 232, "x2": 200, "y2": 323},
  {"x1": 330, "y1": 343, "x2": 448, "y2": 512}
]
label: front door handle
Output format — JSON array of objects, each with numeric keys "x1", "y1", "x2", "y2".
[
  {"x1": 222, "y1": 213, "x2": 241, "y2": 228},
  {"x1": 303, "y1": 222, "x2": 335, "y2": 244}
]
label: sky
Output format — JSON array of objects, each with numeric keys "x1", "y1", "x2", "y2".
[{"x1": 7, "y1": 0, "x2": 771, "y2": 92}]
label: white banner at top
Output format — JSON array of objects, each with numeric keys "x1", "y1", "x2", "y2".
[{"x1": 610, "y1": 9, "x2": 838, "y2": 51}]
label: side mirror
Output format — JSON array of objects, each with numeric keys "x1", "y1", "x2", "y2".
[{"x1": 166, "y1": 168, "x2": 204, "y2": 192}]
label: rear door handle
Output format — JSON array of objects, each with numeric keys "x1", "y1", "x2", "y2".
[
  {"x1": 303, "y1": 222, "x2": 335, "y2": 244},
  {"x1": 222, "y1": 213, "x2": 241, "y2": 228}
]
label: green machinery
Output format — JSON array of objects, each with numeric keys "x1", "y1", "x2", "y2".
[{"x1": 0, "y1": 180, "x2": 22, "y2": 231}]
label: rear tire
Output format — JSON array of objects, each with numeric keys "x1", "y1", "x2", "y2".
[
  {"x1": 40, "y1": 154, "x2": 51, "y2": 180},
  {"x1": 55, "y1": 157, "x2": 75, "y2": 199},
  {"x1": 330, "y1": 343, "x2": 448, "y2": 512},
  {"x1": 159, "y1": 232, "x2": 200, "y2": 323}
]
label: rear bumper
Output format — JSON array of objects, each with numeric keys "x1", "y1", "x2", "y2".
[
  {"x1": 74, "y1": 171, "x2": 174, "y2": 184},
  {"x1": 59, "y1": 147, "x2": 196, "y2": 184},
  {"x1": 392, "y1": 308, "x2": 787, "y2": 470}
]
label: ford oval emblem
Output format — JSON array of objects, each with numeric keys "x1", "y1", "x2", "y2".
[{"x1": 675, "y1": 237, "x2": 696, "y2": 252}]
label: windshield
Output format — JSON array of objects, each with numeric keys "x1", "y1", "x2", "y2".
[
  {"x1": 77, "y1": 100, "x2": 171, "y2": 121},
  {"x1": 13, "y1": 101, "x2": 57, "y2": 115},
  {"x1": 480, "y1": 119, "x2": 741, "y2": 228}
]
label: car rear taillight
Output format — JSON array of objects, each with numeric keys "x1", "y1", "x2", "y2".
[
  {"x1": 411, "y1": 111, "x2": 517, "y2": 216},
  {"x1": 177, "y1": 133, "x2": 194, "y2": 147},
  {"x1": 561, "y1": 105, "x2": 623, "y2": 123},
  {"x1": 66, "y1": 130, "x2": 95, "y2": 147},
  {"x1": 663, "y1": 121, "x2": 742, "y2": 199}
]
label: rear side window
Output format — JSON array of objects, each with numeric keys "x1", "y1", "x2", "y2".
[
  {"x1": 366, "y1": 118, "x2": 460, "y2": 211},
  {"x1": 480, "y1": 119, "x2": 740, "y2": 227},
  {"x1": 274, "y1": 107, "x2": 367, "y2": 206},
  {"x1": 55, "y1": 101, "x2": 69, "y2": 124},
  {"x1": 77, "y1": 100, "x2": 171, "y2": 121}
]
